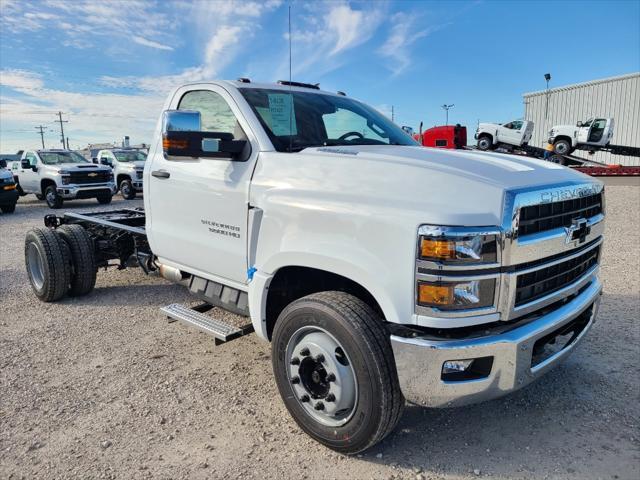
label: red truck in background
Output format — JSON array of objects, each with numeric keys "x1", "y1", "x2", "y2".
[{"x1": 413, "y1": 124, "x2": 467, "y2": 149}]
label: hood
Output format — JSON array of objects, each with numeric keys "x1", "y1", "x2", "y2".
[
  {"x1": 252, "y1": 145, "x2": 598, "y2": 227},
  {"x1": 0, "y1": 168, "x2": 13, "y2": 180},
  {"x1": 55, "y1": 163, "x2": 111, "y2": 172}
]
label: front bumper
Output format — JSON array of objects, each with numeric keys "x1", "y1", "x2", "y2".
[
  {"x1": 57, "y1": 183, "x2": 116, "y2": 199},
  {"x1": 0, "y1": 187, "x2": 19, "y2": 205},
  {"x1": 391, "y1": 277, "x2": 601, "y2": 408}
]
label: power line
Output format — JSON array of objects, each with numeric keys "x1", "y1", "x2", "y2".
[{"x1": 56, "y1": 111, "x2": 68, "y2": 149}]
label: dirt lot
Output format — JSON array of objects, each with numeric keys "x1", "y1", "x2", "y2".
[{"x1": 1, "y1": 187, "x2": 639, "y2": 480}]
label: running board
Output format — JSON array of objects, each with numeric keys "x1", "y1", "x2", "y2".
[{"x1": 161, "y1": 303, "x2": 254, "y2": 345}]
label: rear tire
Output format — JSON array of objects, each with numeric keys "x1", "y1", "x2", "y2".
[
  {"x1": 44, "y1": 185, "x2": 63, "y2": 209},
  {"x1": 97, "y1": 193, "x2": 112, "y2": 205},
  {"x1": 57, "y1": 224, "x2": 97, "y2": 296},
  {"x1": 477, "y1": 135, "x2": 493, "y2": 151},
  {"x1": 24, "y1": 228, "x2": 72, "y2": 302},
  {"x1": 1, "y1": 204, "x2": 16, "y2": 213},
  {"x1": 272, "y1": 291, "x2": 404, "y2": 454},
  {"x1": 119, "y1": 178, "x2": 136, "y2": 200}
]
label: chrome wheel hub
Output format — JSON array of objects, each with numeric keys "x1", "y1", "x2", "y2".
[
  {"x1": 27, "y1": 242, "x2": 45, "y2": 290},
  {"x1": 286, "y1": 326, "x2": 357, "y2": 427}
]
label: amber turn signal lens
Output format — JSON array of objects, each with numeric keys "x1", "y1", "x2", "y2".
[
  {"x1": 162, "y1": 136, "x2": 189, "y2": 150},
  {"x1": 420, "y1": 238, "x2": 455, "y2": 260},
  {"x1": 418, "y1": 284, "x2": 452, "y2": 305}
]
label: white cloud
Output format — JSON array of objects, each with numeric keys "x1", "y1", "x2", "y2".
[
  {"x1": 132, "y1": 36, "x2": 174, "y2": 51},
  {"x1": 378, "y1": 13, "x2": 448, "y2": 75}
]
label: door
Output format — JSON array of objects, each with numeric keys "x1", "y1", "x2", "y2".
[
  {"x1": 586, "y1": 118, "x2": 609, "y2": 145},
  {"x1": 19, "y1": 152, "x2": 40, "y2": 192},
  {"x1": 147, "y1": 86, "x2": 257, "y2": 285},
  {"x1": 498, "y1": 120, "x2": 524, "y2": 146},
  {"x1": 576, "y1": 119, "x2": 593, "y2": 144}
]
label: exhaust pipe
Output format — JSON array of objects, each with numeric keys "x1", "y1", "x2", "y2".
[{"x1": 157, "y1": 263, "x2": 188, "y2": 284}]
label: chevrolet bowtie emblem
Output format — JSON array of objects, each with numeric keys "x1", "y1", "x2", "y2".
[
  {"x1": 565, "y1": 218, "x2": 590, "y2": 244},
  {"x1": 88, "y1": 172, "x2": 98, "y2": 177}
]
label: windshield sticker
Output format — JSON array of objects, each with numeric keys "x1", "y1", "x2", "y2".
[{"x1": 267, "y1": 93, "x2": 297, "y2": 136}]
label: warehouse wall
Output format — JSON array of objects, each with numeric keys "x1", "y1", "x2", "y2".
[{"x1": 523, "y1": 73, "x2": 640, "y2": 166}]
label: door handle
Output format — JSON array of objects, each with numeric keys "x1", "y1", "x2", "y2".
[{"x1": 152, "y1": 170, "x2": 170, "y2": 179}]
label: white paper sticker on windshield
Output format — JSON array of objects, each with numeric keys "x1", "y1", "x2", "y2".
[{"x1": 267, "y1": 93, "x2": 297, "y2": 136}]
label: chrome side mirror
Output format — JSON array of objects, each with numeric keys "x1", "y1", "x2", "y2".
[
  {"x1": 576, "y1": 121, "x2": 583, "y2": 127},
  {"x1": 162, "y1": 110, "x2": 201, "y2": 133}
]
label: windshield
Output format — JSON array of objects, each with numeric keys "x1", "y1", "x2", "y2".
[
  {"x1": 113, "y1": 151, "x2": 147, "y2": 162},
  {"x1": 239, "y1": 88, "x2": 417, "y2": 152},
  {"x1": 39, "y1": 151, "x2": 89, "y2": 165}
]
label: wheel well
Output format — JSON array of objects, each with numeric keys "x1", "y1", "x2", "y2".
[
  {"x1": 117, "y1": 174, "x2": 131, "y2": 184},
  {"x1": 553, "y1": 135, "x2": 572, "y2": 146},
  {"x1": 265, "y1": 266, "x2": 384, "y2": 340},
  {"x1": 478, "y1": 133, "x2": 493, "y2": 142},
  {"x1": 41, "y1": 178, "x2": 56, "y2": 195}
]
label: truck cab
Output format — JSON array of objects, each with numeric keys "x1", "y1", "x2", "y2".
[
  {"x1": 96, "y1": 148, "x2": 146, "y2": 199},
  {"x1": 549, "y1": 118, "x2": 614, "y2": 155},
  {"x1": 475, "y1": 119, "x2": 534, "y2": 150},
  {"x1": 14, "y1": 149, "x2": 115, "y2": 208},
  {"x1": 27, "y1": 80, "x2": 605, "y2": 454}
]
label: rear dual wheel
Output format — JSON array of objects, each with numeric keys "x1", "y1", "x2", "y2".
[
  {"x1": 272, "y1": 292, "x2": 404, "y2": 454},
  {"x1": 25, "y1": 225, "x2": 96, "y2": 302}
]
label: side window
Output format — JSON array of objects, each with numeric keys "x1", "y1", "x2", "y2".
[
  {"x1": 512, "y1": 121, "x2": 523, "y2": 130},
  {"x1": 582, "y1": 119, "x2": 593, "y2": 128},
  {"x1": 178, "y1": 90, "x2": 245, "y2": 139},
  {"x1": 503, "y1": 122, "x2": 513, "y2": 129},
  {"x1": 26, "y1": 153, "x2": 37, "y2": 166},
  {"x1": 592, "y1": 119, "x2": 606, "y2": 129}
]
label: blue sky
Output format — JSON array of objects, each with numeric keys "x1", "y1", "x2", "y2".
[{"x1": 1, "y1": 0, "x2": 639, "y2": 152}]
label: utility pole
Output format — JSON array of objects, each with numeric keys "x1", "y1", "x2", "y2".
[
  {"x1": 35, "y1": 125, "x2": 46, "y2": 149},
  {"x1": 441, "y1": 104, "x2": 454, "y2": 125},
  {"x1": 56, "y1": 111, "x2": 68, "y2": 149},
  {"x1": 391, "y1": 105, "x2": 395, "y2": 122},
  {"x1": 66, "y1": 137, "x2": 70, "y2": 149},
  {"x1": 544, "y1": 73, "x2": 551, "y2": 121}
]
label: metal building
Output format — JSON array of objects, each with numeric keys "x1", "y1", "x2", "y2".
[{"x1": 523, "y1": 72, "x2": 640, "y2": 166}]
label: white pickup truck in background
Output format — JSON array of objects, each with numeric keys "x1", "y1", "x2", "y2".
[
  {"x1": 475, "y1": 119, "x2": 534, "y2": 151},
  {"x1": 549, "y1": 118, "x2": 615, "y2": 155},
  {"x1": 25, "y1": 80, "x2": 605, "y2": 453},
  {"x1": 96, "y1": 148, "x2": 146, "y2": 199}
]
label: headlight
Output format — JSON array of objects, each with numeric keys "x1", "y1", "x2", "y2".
[
  {"x1": 417, "y1": 279, "x2": 495, "y2": 310},
  {"x1": 418, "y1": 226, "x2": 498, "y2": 264},
  {"x1": 61, "y1": 175, "x2": 70, "y2": 185}
]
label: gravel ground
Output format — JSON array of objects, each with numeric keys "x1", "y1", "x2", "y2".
[{"x1": 1, "y1": 188, "x2": 639, "y2": 480}]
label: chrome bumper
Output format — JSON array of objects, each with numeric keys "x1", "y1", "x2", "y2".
[
  {"x1": 57, "y1": 183, "x2": 116, "y2": 199},
  {"x1": 391, "y1": 277, "x2": 601, "y2": 408}
]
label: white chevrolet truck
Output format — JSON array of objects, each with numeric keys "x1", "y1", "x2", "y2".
[
  {"x1": 13, "y1": 149, "x2": 115, "y2": 208},
  {"x1": 24, "y1": 80, "x2": 604, "y2": 454},
  {"x1": 549, "y1": 118, "x2": 615, "y2": 155},
  {"x1": 475, "y1": 119, "x2": 535, "y2": 151},
  {"x1": 96, "y1": 148, "x2": 146, "y2": 199}
]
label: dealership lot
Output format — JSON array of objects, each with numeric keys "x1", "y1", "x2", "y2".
[{"x1": 1, "y1": 188, "x2": 638, "y2": 480}]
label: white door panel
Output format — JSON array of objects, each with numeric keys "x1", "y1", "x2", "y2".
[{"x1": 147, "y1": 86, "x2": 257, "y2": 284}]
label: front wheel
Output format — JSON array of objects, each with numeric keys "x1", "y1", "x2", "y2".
[
  {"x1": 44, "y1": 185, "x2": 63, "y2": 209},
  {"x1": 119, "y1": 178, "x2": 136, "y2": 200},
  {"x1": 553, "y1": 139, "x2": 573, "y2": 155},
  {"x1": 271, "y1": 292, "x2": 404, "y2": 454},
  {"x1": 477, "y1": 136, "x2": 493, "y2": 151},
  {"x1": 97, "y1": 193, "x2": 112, "y2": 205}
]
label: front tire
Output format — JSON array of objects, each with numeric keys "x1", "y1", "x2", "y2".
[
  {"x1": 553, "y1": 139, "x2": 573, "y2": 155},
  {"x1": 97, "y1": 193, "x2": 112, "y2": 205},
  {"x1": 24, "y1": 228, "x2": 72, "y2": 302},
  {"x1": 272, "y1": 291, "x2": 404, "y2": 454},
  {"x1": 44, "y1": 185, "x2": 63, "y2": 209},
  {"x1": 477, "y1": 135, "x2": 493, "y2": 151},
  {"x1": 119, "y1": 178, "x2": 136, "y2": 200}
]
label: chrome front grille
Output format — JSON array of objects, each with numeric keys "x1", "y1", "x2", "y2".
[
  {"x1": 518, "y1": 192, "x2": 603, "y2": 236},
  {"x1": 515, "y1": 242, "x2": 600, "y2": 306}
]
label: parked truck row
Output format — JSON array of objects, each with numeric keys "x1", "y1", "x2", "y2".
[{"x1": 25, "y1": 79, "x2": 605, "y2": 454}]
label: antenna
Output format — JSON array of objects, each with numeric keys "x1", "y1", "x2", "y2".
[{"x1": 288, "y1": 3, "x2": 293, "y2": 152}]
